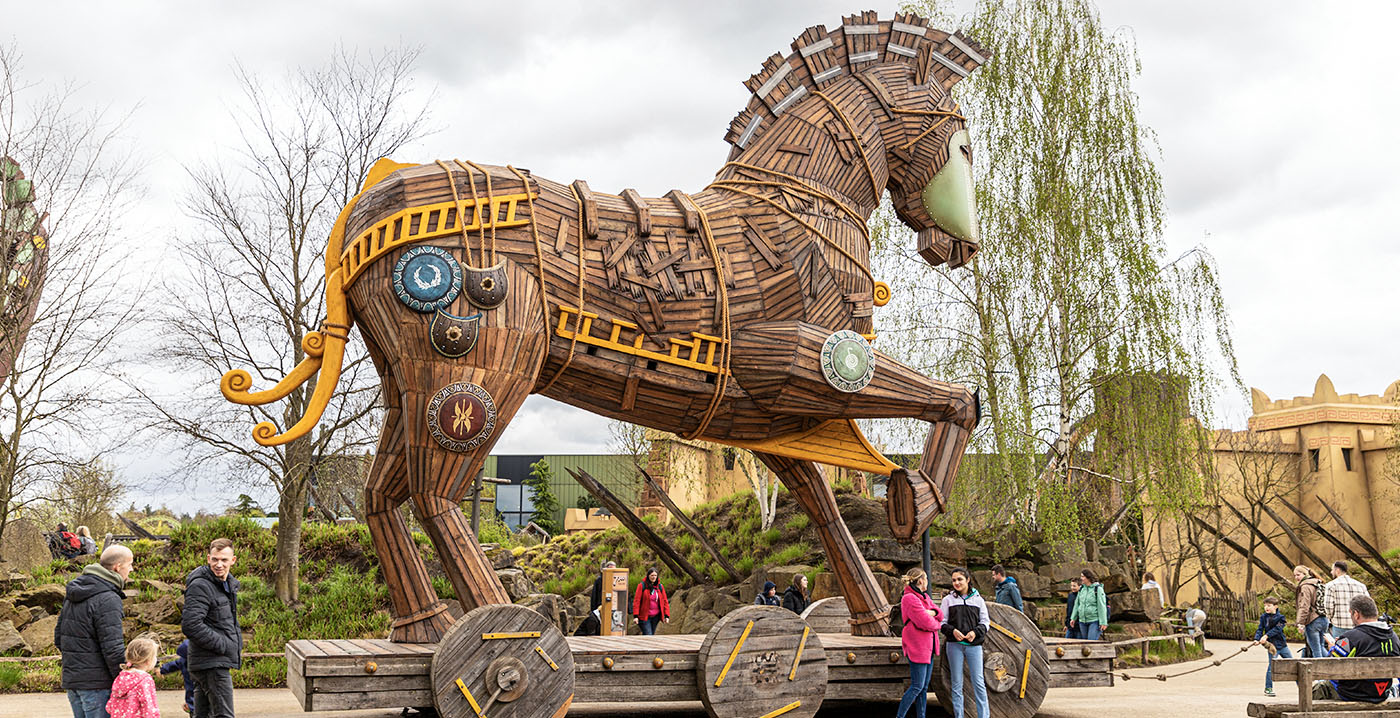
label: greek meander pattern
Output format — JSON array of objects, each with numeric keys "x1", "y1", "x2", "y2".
[{"x1": 1249, "y1": 406, "x2": 1400, "y2": 431}]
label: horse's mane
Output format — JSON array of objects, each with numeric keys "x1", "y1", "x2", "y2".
[{"x1": 725, "y1": 10, "x2": 989, "y2": 154}]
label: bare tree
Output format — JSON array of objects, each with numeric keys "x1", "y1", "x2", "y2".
[
  {"x1": 0, "y1": 45, "x2": 141, "y2": 560},
  {"x1": 1212, "y1": 429, "x2": 1300, "y2": 591},
  {"x1": 140, "y1": 47, "x2": 431, "y2": 604}
]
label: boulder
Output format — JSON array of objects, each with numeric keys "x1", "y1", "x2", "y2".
[
  {"x1": 1033, "y1": 541, "x2": 1087, "y2": 565},
  {"x1": 930, "y1": 536, "x2": 970, "y2": 564},
  {"x1": 0, "y1": 619, "x2": 29, "y2": 656},
  {"x1": 749, "y1": 565, "x2": 815, "y2": 599},
  {"x1": 131, "y1": 579, "x2": 178, "y2": 595},
  {"x1": 0, "y1": 568, "x2": 30, "y2": 593},
  {"x1": 1101, "y1": 573, "x2": 1132, "y2": 594},
  {"x1": 1098, "y1": 544, "x2": 1129, "y2": 565},
  {"x1": 19, "y1": 614, "x2": 57, "y2": 654},
  {"x1": 1107, "y1": 588, "x2": 1162, "y2": 623},
  {"x1": 130, "y1": 595, "x2": 180, "y2": 625},
  {"x1": 496, "y1": 569, "x2": 536, "y2": 602},
  {"x1": 868, "y1": 560, "x2": 898, "y2": 575},
  {"x1": 1083, "y1": 539, "x2": 1099, "y2": 562},
  {"x1": 483, "y1": 544, "x2": 516, "y2": 570},
  {"x1": 1015, "y1": 572, "x2": 1051, "y2": 600},
  {"x1": 1114, "y1": 622, "x2": 1156, "y2": 639},
  {"x1": 858, "y1": 539, "x2": 922, "y2": 564},
  {"x1": 1039, "y1": 562, "x2": 1110, "y2": 584},
  {"x1": 812, "y1": 572, "x2": 841, "y2": 602},
  {"x1": 15, "y1": 583, "x2": 66, "y2": 613},
  {"x1": 517, "y1": 593, "x2": 572, "y2": 634}
]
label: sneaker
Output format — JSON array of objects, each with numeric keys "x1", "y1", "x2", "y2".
[{"x1": 1264, "y1": 689, "x2": 1276, "y2": 697}]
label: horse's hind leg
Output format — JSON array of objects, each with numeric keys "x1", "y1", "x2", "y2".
[
  {"x1": 755, "y1": 452, "x2": 892, "y2": 636},
  {"x1": 364, "y1": 343, "x2": 455, "y2": 642}
]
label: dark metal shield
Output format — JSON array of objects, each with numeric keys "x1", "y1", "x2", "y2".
[
  {"x1": 426, "y1": 382, "x2": 497, "y2": 452},
  {"x1": 464, "y1": 261, "x2": 508, "y2": 309},
  {"x1": 430, "y1": 309, "x2": 481, "y2": 358},
  {"x1": 393, "y1": 246, "x2": 462, "y2": 313}
]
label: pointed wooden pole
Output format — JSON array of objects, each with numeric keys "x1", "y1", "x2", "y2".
[
  {"x1": 639, "y1": 468, "x2": 743, "y2": 582},
  {"x1": 1188, "y1": 515, "x2": 1293, "y2": 588},
  {"x1": 1259, "y1": 501, "x2": 1331, "y2": 575},
  {"x1": 566, "y1": 467, "x2": 710, "y2": 586},
  {"x1": 1276, "y1": 496, "x2": 1384, "y2": 582},
  {"x1": 1220, "y1": 501, "x2": 1296, "y2": 571},
  {"x1": 1314, "y1": 496, "x2": 1400, "y2": 591}
]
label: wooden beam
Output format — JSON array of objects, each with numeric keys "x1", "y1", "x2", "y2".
[
  {"x1": 638, "y1": 468, "x2": 743, "y2": 583},
  {"x1": 1276, "y1": 496, "x2": 1385, "y2": 583},
  {"x1": 1314, "y1": 495, "x2": 1400, "y2": 591},
  {"x1": 1220, "y1": 501, "x2": 1296, "y2": 572},
  {"x1": 1259, "y1": 501, "x2": 1332, "y2": 576},
  {"x1": 117, "y1": 513, "x2": 156, "y2": 540},
  {"x1": 565, "y1": 467, "x2": 710, "y2": 586},
  {"x1": 1188, "y1": 515, "x2": 1293, "y2": 588}
]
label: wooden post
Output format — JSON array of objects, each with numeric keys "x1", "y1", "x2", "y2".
[
  {"x1": 567, "y1": 467, "x2": 710, "y2": 585},
  {"x1": 1139, "y1": 641, "x2": 1148, "y2": 663},
  {"x1": 1188, "y1": 516, "x2": 1294, "y2": 588},
  {"x1": 1259, "y1": 502, "x2": 1331, "y2": 576},
  {"x1": 638, "y1": 468, "x2": 743, "y2": 582},
  {"x1": 1298, "y1": 661, "x2": 1312, "y2": 713},
  {"x1": 1220, "y1": 501, "x2": 1297, "y2": 571},
  {"x1": 1316, "y1": 496, "x2": 1400, "y2": 591},
  {"x1": 1277, "y1": 497, "x2": 1386, "y2": 585}
]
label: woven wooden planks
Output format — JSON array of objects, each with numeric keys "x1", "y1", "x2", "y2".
[
  {"x1": 429, "y1": 604, "x2": 574, "y2": 718},
  {"x1": 935, "y1": 603, "x2": 1050, "y2": 718},
  {"x1": 696, "y1": 606, "x2": 827, "y2": 718}
]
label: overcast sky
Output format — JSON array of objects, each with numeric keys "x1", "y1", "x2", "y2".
[{"x1": 7, "y1": 1, "x2": 1399, "y2": 512}]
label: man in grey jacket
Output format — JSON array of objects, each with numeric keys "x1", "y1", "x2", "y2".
[
  {"x1": 55, "y1": 545, "x2": 133, "y2": 718},
  {"x1": 182, "y1": 538, "x2": 242, "y2": 718}
]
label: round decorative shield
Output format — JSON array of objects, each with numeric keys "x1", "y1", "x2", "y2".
[
  {"x1": 393, "y1": 246, "x2": 463, "y2": 312},
  {"x1": 820, "y1": 330, "x2": 875, "y2": 393},
  {"x1": 426, "y1": 382, "x2": 498, "y2": 452}
]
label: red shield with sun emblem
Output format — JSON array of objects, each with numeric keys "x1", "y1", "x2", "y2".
[{"x1": 426, "y1": 382, "x2": 497, "y2": 452}]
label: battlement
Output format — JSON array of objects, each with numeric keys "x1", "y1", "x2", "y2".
[{"x1": 1247, "y1": 374, "x2": 1400, "y2": 432}]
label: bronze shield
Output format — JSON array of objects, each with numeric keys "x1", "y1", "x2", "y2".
[
  {"x1": 429, "y1": 309, "x2": 481, "y2": 358},
  {"x1": 463, "y1": 261, "x2": 508, "y2": 309}
]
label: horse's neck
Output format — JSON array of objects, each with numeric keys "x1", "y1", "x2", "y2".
[{"x1": 717, "y1": 83, "x2": 887, "y2": 221}]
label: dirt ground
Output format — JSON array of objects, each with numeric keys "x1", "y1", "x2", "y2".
[{"x1": 1, "y1": 640, "x2": 1293, "y2": 717}]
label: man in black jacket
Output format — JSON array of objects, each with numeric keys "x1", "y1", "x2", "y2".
[
  {"x1": 1317, "y1": 594, "x2": 1400, "y2": 703},
  {"x1": 55, "y1": 544, "x2": 133, "y2": 718},
  {"x1": 183, "y1": 537, "x2": 242, "y2": 718}
]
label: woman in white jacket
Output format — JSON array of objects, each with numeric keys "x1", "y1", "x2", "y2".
[{"x1": 939, "y1": 568, "x2": 990, "y2": 718}]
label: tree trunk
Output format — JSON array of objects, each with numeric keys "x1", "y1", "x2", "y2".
[{"x1": 274, "y1": 436, "x2": 312, "y2": 606}]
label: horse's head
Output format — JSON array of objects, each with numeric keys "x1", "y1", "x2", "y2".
[
  {"x1": 868, "y1": 33, "x2": 988, "y2": 270},
  {"x1": 721, "y1": 13, "x2": 989, "y2": 270}
]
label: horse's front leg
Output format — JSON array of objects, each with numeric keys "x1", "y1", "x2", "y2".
[{"x1": 731, "y1": 321, "x2": 979, "y2": 542}]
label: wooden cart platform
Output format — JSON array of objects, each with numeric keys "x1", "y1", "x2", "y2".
[{"x1": 287, "y1": 633, "x2": 1113, "y2": 711}]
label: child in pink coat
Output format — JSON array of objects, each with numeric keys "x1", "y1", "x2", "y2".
[
  {"x1": 107, "y1": 637, "x2": 160, "y2": 718},
  {"x1": 896, "y1": 568, "x2": 943, "y2": 718}
]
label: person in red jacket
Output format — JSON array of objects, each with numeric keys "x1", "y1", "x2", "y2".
[
  {"x1": 631, "y1": 567, "x2": 670, "y2": 635},
  {"x1": 896, "y1": 568, "x2": 943, "y2": 718}
]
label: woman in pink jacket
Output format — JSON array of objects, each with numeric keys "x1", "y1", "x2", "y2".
[{"x1": 896, "y1": 568, "x2": 943, "y2": 718}]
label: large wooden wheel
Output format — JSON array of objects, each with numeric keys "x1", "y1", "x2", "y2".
[
  {"x1": 934, "y1": 602, "x2": 1048, "y2": 718},
  {"x1": 430, "y1": 604, "x2": 574, "y2": 718},
  {"x1": 696, "y1": 605, "x2": 827, "y2": 718}
]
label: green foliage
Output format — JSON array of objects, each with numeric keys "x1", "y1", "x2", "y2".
[
  {"x1": 879, "y1": 0, "x2": 1239, "y2": 543},
  {"x1": 526, "y1": 459, "x2": 561, "y2": 534},
  {"x1": 0, "y1": 664, "x2": 21, "y2": 689},
  {"x1": 576, "y1": 493, "x2": 601, "y2": 511},
  {"x1": 232, "y1": 493, "x2": 265, "y2": 517}
]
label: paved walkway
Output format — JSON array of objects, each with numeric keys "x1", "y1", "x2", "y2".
[{"x1": 0, "y1": 640, "x2": 1287, "y2": 717}]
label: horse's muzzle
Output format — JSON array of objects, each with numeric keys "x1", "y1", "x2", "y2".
[{"x1": 917, "y1": 227, "x2": 978, "y2": 268}]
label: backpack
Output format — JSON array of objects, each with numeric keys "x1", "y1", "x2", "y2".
[
  {"x1": 60, "y1": 531, "x2": 79, "y2": 550},
  {"x1": 1314, "y1": 581, "x2": 1327, "y2": 617}
]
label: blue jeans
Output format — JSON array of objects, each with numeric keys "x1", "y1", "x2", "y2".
[
  {"x1": 1077, "y1": 621, "x2": 1102, "y2": 640},
  {"x1": 639, "y1": 615, "x2": 660, "y2": 635},
  {"x1": 67, "y1": 689, "x2": 111, "y2": 718},
  {"x1": 946, "y1": 642, "x2": 990, "y2": 718},
  {"x1": 895, "y1": 660, "x2": 932, "y2": 718},
  {"x1": 1330, "y1": 625, "x2": 1348, "y2": 640},
  {"x1": 1265, "y1": 643, "x2": 1293, "y2": 691},
  {"x1": 1304, "y1": 615, "x2": 1329, "y2": 658}
]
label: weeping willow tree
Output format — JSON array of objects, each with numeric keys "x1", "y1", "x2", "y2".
[{"x1": 871, "y1": 0, "x2": 1241, "y2": 543}]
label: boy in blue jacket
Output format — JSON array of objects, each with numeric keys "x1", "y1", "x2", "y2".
[
  {"x1": 160, "y1": 638, "x2": 195, "y2": 712},
  {"x1": 1254, "y1": 597, "x2": 1291, "y2": 696}
]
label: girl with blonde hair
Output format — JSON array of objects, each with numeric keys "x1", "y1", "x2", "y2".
[
  {"x1": 895, "y1": 568, "x2": 943, "y2": 718},
  {"x1": 106, "y1": 637, "x2": 160, "y2": 718}
]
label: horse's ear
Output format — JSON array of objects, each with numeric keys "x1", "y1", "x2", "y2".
[{"x1": 923, "y1": 31, "x2": 991, "y2": 92}]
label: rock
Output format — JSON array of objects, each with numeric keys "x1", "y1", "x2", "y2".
[
  {"x1": 868, "y1": 560, "x2": 898, "y2": 575},
  {"x1": 495, "y1": 569, "x2": 536, "y2": 602},
  {"x1": 131, "y1": 579, "x2": 178, "y2": 595},
  {"x1": 15, "y1": 584, "x2": 66, "y2": 613},
  {"x1": 1098, "y1": 545, "x2": 1129, "y2": 564},
  {"x1": 812, "y1": 572, "x2": 841, "y2": 602},
  {"x1": 1115, "y1": 622, "x2": 1156, "y2": 639},
  {"x1": 749, "y1": 565, "x2": 815, "y2": 600},
  {"x1": 130, "y1": 595, "x2": 180, "y2": 625},
  {"x1": 0, "y1": 619, "x2": 29, "y2": 656},
  {"x1": 1106, "y1": 588, "x2": 1162, "y2": 623},
  {"x1": 1101, "y1": 573, "x2": 1132, "y2": 594},
  {"x1": 1015, "y1": 572, "x2": 1051, "y2": 600},
  {"x1": 135, "y1": 624, "x2": 184, "y2": 650},
  {"x1": 0, "y1": 568, "x2": 30, "y2": 593},
  {"x1": 1033, "y1": 541, "x2": 1087, "y2": 565},
  {"x1": 857, "y1": 538, "x2": 922, "y2": 564},
  {"x1": 1039, "y1": 562, "x2": 1110, "y2": 584},
  {"x1": 483, "y1": 544, "x2": 516, "y2": 570},
  {"x1": 19, "y1": 614, "x2": 57, "y2": 654},
  {"x1": 517, "y1": 593, "x2": 572, "y2": 634},
  {"x1": 930, "y1": 536, "x2": 970, "y2": 564}
]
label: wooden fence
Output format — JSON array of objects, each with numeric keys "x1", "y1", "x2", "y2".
[{"x1": 1198, "y1": 589, "x2": 1260, "y2": 640}]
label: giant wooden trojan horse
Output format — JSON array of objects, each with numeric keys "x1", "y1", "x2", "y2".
[{"x1": 224, "y1": 11, "x2": 987, "y2": 641}]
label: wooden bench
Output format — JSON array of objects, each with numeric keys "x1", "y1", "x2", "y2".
[{"x1": 1247, "y1": 657, "x2": 1400, "y2": 717}]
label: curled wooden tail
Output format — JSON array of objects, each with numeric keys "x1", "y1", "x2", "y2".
[{"x1": 220, "y1": 158, "x2": 415, "y2": 447}]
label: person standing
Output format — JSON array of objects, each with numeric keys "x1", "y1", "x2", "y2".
[
  {"x1": 894, "y1": 569, "x2": 942, "y2": 718},
  {"x1": 1069, "y1": 569, "x2": 1108, "y2": 640},
  {"x1": 754, "y1": 581, "x2": 781, "y2": 606},
  {"x1": 782, "y1": 575, "x2": 810, "y2": 615},
  {"x1": 182, "y1": 538, "x2": 241, "y2": 718},
  {"x1": 1064, "y1": 579, "x2": 1081, "y2": 639},
  {"x1": 1294, "y1": 565, "x2": 1329, "y2": 658},
  {"x1": 105, "y1": 637, "x2": 161, "y2": 718},
  {"x1": 991, "y1": 565, "x2": 1023, "y2": 612},
  {"x1": 1324, "y1": 561, "x2": 1369, "y2": 640},
  {"x1": 631, "y1": 567, "x2": 669, "y2": 635},
  {"x1": 939, "y1": 568, "x2": 990, "y2": 718},
  {"x1": 1253, "y1": 597, "x2": 1292, "y2": 697},
  {"x1": 55, "y1": 545, "x2": 133, "y2": 718},
  {"x1": 589, "y1": 560, "x2": 616, "y2": 612},
  {"x1": 1140, "y1": 572, "x2": 1165, "y2": 609}
]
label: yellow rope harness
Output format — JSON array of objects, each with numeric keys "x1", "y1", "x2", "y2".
[
  {"x1": 535, "y1": 181, "x2": 589, "y2": 395},
  {"x1": 813, "y1": 89, "x2": 882, "y2": 204},
  {"x1": 679, "y1": 191, "x2": 732, "y2": 440},
  {"x1": 507, "y1": 165, "x2": 554, "y2": 379},
  {"x1": 459, "y1": 159, "x2": 498, "y2": 266}
]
